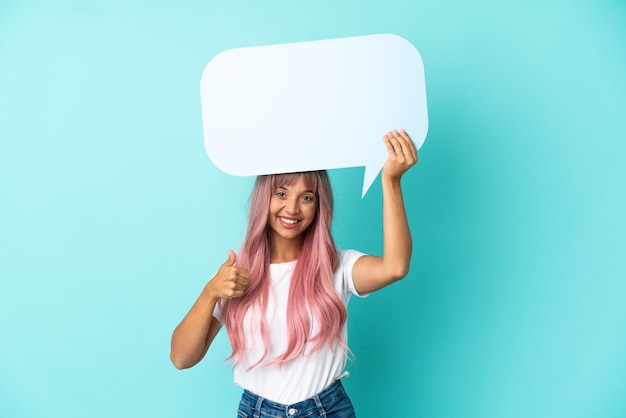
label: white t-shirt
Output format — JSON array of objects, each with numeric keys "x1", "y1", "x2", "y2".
[{"x1": 213, "y1": 249, "x2": 366, "y2": 404}]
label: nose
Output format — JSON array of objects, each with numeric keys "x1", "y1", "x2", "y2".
[{"x1": 285, "y1": 196, "x2": 300, "y2": 215}]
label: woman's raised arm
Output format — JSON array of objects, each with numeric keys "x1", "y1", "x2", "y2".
[{"x1": 352, "y1": 129, "x2": 418, "y2": 295}]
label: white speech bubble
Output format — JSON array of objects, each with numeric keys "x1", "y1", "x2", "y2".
[{"x1": 200, "y1": 34, "x2": 428, "y2": 197}]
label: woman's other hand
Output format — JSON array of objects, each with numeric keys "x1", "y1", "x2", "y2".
[{"x1": 206, "y1": 250, "x2": 250, "y2": 300}]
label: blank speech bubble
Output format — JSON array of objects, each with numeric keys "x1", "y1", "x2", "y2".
[{"x1": 200, "y1": 34, "x2": 428, "y2": 197}]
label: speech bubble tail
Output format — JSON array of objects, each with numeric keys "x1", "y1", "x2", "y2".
[{"x1": 362, "y1": 160, "x2": 384, "y2": 198}]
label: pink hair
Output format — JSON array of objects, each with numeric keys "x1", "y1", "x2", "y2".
[{"x1": 219, "y1": 171, "x2": 346, "y2": 368}]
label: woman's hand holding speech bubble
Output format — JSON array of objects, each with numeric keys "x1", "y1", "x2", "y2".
[{"x1": 382, "y1": 129, "x2": 418, "y2": 181}]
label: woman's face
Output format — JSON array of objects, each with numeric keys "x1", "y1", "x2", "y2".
[{"x1": 267, "y1": 175, "x2": 317, "y2": 246}]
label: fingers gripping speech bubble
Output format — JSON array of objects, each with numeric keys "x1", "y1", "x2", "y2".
[{"x1": 200, "y1": 34, "x2": 428, "y2": 197}]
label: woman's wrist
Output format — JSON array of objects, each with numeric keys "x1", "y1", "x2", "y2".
[
  {"x1": 381, "y1": 171, "x2": 403, "y2": 190},
  {"x1": 201, "y1": 282, "x2": 222, "y2": 306}
]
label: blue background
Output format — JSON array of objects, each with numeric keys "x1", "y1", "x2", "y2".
[{"x1": 1, "y1": 1, "x2": 625, "y2": 417}]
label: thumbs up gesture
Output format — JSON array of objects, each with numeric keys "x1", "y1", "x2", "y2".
[{"x1": 206, "y1": 250, "x2": 250, "y2": 300}]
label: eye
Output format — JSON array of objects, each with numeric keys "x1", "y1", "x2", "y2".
[
  {"x1": 301, "y1": 194, "x2": 315, "y2": 202},
  {"x1": 275, "y1": 191, "x2": 286, "y2": 198}
]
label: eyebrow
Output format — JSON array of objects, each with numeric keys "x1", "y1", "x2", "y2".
[{"x1": 276, "y1": 185, "x2": 314, "y2": 194}]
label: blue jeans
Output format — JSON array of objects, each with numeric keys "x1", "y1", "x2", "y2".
[{"x1": 237, "y1": 380, "x2": 356, "y2": 417}]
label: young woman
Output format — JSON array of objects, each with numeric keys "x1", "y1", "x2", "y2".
[{"x1": 171, "y1": 129, "x2": 418, "y2": 417}]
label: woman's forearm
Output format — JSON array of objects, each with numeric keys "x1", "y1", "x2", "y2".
[
  {"x1": 381, "y1": 173, "x2": 412, "y2": 280},
  {"x1": 170, "y1": 251, "x2": 249, "y2": 369},
  {"x1": 170, "y1": 288, "x2": 221, "y2": 369}
]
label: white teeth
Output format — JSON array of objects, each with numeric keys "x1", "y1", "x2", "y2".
[{"x1": 280, "y1": 217, "x2": 298, "y2": 224}]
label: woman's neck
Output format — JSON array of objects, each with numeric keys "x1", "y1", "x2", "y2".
[{"x1": 270, "y1": 236, "x2": 303, "y2": 263}]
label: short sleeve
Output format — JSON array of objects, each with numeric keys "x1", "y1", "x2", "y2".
[
  {"x1": 337, "y1": 249, "x2": 369, "y2": 298},
  {"x1": 212, "y1": 300, "x2": 224, "y2": 324}
]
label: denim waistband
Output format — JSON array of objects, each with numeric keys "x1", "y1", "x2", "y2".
[{"x1": 240, "y1": 380, "x2": 348, "y2": 417}]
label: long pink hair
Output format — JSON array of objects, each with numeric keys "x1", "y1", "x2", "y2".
[{"x1": 219, "y1": 171, "x2": 346, "y2": 368}]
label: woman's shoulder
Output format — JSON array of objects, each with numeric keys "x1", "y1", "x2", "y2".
[
  {"x1": 336, "y1": 248, "x2": 367, "y2": 268},
  {"x1": 335, "y1": 248, "x2": 369, "y2": 297}
]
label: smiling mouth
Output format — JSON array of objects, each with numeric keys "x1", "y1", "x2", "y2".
[{"x1": 279, "y1": 216, "x2": 300, "y2": 225}]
